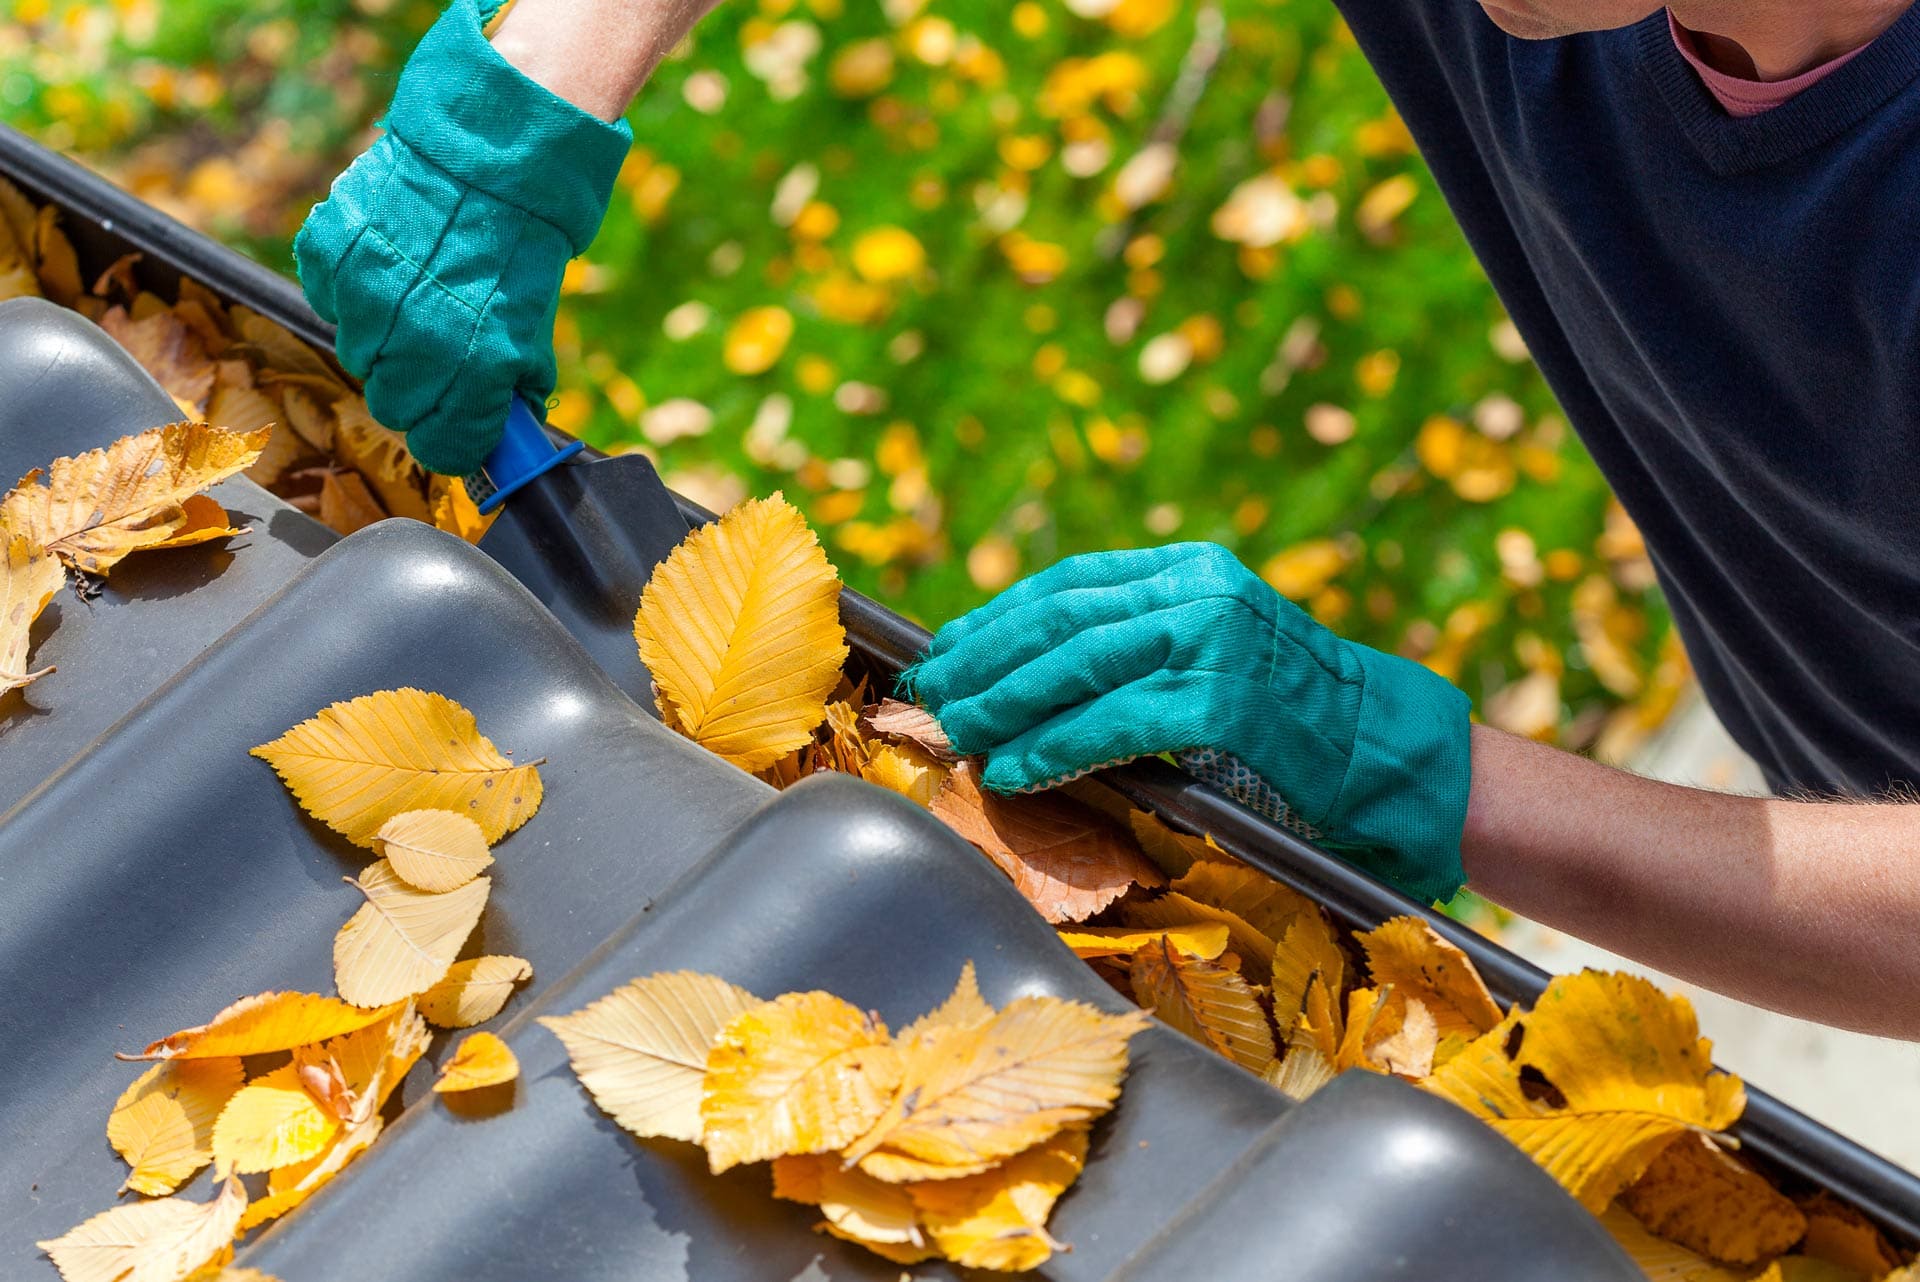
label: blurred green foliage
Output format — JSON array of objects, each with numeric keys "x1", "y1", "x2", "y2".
[{"x1": 0, "y1": 0, "x2": 1680, "y2": 753}]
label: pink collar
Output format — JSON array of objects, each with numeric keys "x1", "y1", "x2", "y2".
[{"x1": 1668, "y1": 8, "x2": 1870, "y2": 118}]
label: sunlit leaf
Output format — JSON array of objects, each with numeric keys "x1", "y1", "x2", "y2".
[
  {"x1": 1, "y1": 423, "x2": 264, "y2": 575},
  {"x1": 1423, "y1": 972, "x2": 1745, "y2": 1213},
  {"x1": 107, "y1": 1059, "x2": 244, "y2": 1196},
  {"x1": 909, "y1": 1128, "x2": 1086, "y2": 1271},
  {"x1": 434, "y1": 1031, "x2": 520, "y2": 1092},
  {"x1": 0, "y1": 533, "x2": 61, "y2": 695},
  {"x1": 251, "y1": 688, "x2": 543, "y2": 846},
  {"x1": 701, "y1": 990, "x2": 901, "y2": 1172},
  {"x1": 38, "y1": 1175, "x2": 245, "y2": 1282},
  {"x1": 373, "y1": 808, "x2": 494, "y2": 892},
  {"x1": 1130, "y1": 937, "x2": 1275, "y2": 1075},
  {"x1": 123, "y1": 991, "x2": 402, "y2": 1062},
  {"x1": 846, "y1": 997, "x2": 1147, "y2": 1181},
  {"x1": 333, "y1": 859, "x2": 490, "y2": 1006},
  {"x1": 417, "y1": 955, "x2": 533, "y2": 1029},
  {"x1": 634, "y1": 494, "x2": 847, "y2": 772},
  {"x1": 541, "y1": 970, "x2": 761, "y2": 1144}
]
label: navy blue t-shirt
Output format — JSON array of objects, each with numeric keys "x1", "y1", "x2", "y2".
[{"x1": 1335, "y1": 2, "x2": 1920, "y2": 795}]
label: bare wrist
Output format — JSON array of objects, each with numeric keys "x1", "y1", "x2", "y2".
[{"x1": 489, "y1": 0, "x2": 680, "y2": 121}]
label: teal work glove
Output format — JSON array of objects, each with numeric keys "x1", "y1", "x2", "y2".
[
  {"x1": 903, "y1": 543, "x2": 1474, "y2": 903},
  {"x1": 294, "y1": 0, "x2": 631, "y2": 475}
]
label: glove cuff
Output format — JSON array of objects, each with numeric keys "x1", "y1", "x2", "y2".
[
  {"x1": 388, "y1": 0, "x2": 633, "y2": 254},
  {"x1": 1324, "y1": 647, "x2": 1473, "y2": 904}
]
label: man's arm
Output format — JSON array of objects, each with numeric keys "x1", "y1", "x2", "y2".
[
  {"x1": 489, "y1": 0, "x2": 718, "y2": 121},
  {"x1": 296, "y1": 0, "x2": 721, "y2": 474},
  {"x1": 1463, "y1": 726, "x2": 1920, "y2": 1039}
]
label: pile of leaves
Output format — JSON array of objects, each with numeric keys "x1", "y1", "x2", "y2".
[
  {"x1": 543, "y1": 964, "x2": 1147, "y2": 1270},
  {"x1": 0, "y1": 420, "x2": 267, "y2": 694},
  {"x1": 632, "y1": 489, "x2": 1920, "y2": 1282},
  {"x1": 36, "y1": 690, "x2": 542, "y2": 1282},
  {"x1": 0, "y1": 177, "x2": 490, "y2": 545}
]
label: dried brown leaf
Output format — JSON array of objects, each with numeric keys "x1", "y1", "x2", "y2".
[{"x1": 929, "y1": 762, "x2": 1164, "y2": 923}]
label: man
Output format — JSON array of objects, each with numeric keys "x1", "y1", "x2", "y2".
[{"x1": 297, "y1": 0, "x2": 1920, "y2": 1038}]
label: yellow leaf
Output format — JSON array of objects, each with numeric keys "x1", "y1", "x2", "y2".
[
  {"x1": 773, "y1": 1154, "x2": 931, "y2": 1256},
  {"x1": 1130, "y1": 937, "x2": 1276, "y2": 1074},
  {"x1": 860, "y1": 742, "x2": 948, "y2": 806},
  {"x1": 1619, "y1": 1135, "x2": 1807, "y2": 1267},
  {"x1": 1169, "y1": 862, "x2": 1316, "y2": 947},
  {"x1": 0, "y1": 533, "x2": 61, "y2": 694},
  {"x1": 722, "y1": 306, "x2": 795, "y2": 375},
  {"x1": 315, "y1": 469, "x2": 385, "y2": 536},
  {"x1": 0, "y1": 177, "x2": 35, "y2": 266},
  {"x1": 930, "y1": 762, "x2": 1164, "y2": 923},
  {"x1": 107, "y1": 1059, "x2": 245, "y2": 1196},
  {"x1": 209, "y1": 1006, "x2": 424, "y2": 1175},
  {"x1": 332, "y1": 397, "x2": 430, "y2": 523},
  {"x1": 1340, "y1": 987, "x2": 1437, "y2": 1078},
  {"x1": 148, "y1": 493, "x2": 248, "y2": 552},
  {"x1": 897, "y1": 962, "x2": 995, "y2": 1045},
  {"x1": 0, "y1": 422, "x2": 266, "y2": 575},
  {"x1": 1126, "y1": 809, "x2": 1229, "y2": 878},
  {"x1": 1796, "y1": 1191, "x2": 1905, "y2": 1278},
  {"x1": 1423, "y1": 972, "x2": 1746, "y2": 1213},
  {"x1": 1357, "y1": 915, "x2": 1503, "y2": 1041},
  {"x1": 232, "y1": 307, "x2": 345, "y2": 389},
  {"x1": 1122, "y1": 892, "x2": 1271, "y2": 972},
  {"x1": 1267, "y1": 975, "x2": 1341, "y2": 1102},
  {"x1": 1600, "y1": 1205, "x2": 1762, "y2": 1282},
  {"x1": 910, "y1": 1128, "x2": 1086, "y2": 1271},
  {"x1": 123, "y1": 991, "x2": 403, "y2": 1062},
  {"x1": 701, "y1": 990, "x2": 902, "y2": 1173},
  {"x1": 333, "y1": 859, "x2": 491, "y2": 1006},
  {"x1": 373, "y1": 809, "x2": 494, "y2": 892},
  {"x1": 1055, "y1": 922, "x2": 1230, "y2": 962},
  {"x1": 276, "y1": 384, "x2": 334, "y2": 454},
  {"x1": 428, "y1": 474, "x2": 495, "y2": 544},
  {"x1": 417, "y1": 955, "x2": 534, "y2": 1029},
  {"x1": 1269, "y1": 911, "x2": 1346, "y2": 1032},
  {"x1": 234, "y1": 1012, "x2": 428, "y2": 1232},
  {"x1": 0, "y1": 255, "x2": 39, "y2": 303},
  {"x1": 211, "y1": 1063, "x2": 341, "y2": 1175},
  {"x1": 99, "y1": 306, "x2": 214, "y2": 418},
  {"x1": 236, "y1": 1116, "x2": 382, "y2": 1233},
  {"x1": 539, "y1": 970, "x2": 761, "y2": 1144},
  {"x1": 34, "y1": 205, "x2": 83, "y2": 306},
  {"x1": 250, "y1": 688, "x2": 544, "y2": 846},
  {"x1": 816, "y1": 698, "x2": 871, "y2": 775},
  {"x1": 434, "y1": 1031, "x2": 519, "y2": 1092},
  {"x1": 846, "y1": 997, "x2": 1148, "y2": 1182},
  {"x1": 38, "y1": 1175, "x2": 246, "y2": 1282},
  {"x1": 633, "y1": 494, "x2": 848, "y2": 772}
]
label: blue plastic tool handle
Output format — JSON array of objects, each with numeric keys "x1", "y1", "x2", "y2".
[{"x1": 471, "y1": 395, "x2": 585, "y2": 514}]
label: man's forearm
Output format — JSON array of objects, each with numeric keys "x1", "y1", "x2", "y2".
[
  {"x1": 490, "y1": 0, "x2": 716, "y2": 121},
  {"x1": 1462, "y1": 725, "x2": 1919, "y2": 1039}
]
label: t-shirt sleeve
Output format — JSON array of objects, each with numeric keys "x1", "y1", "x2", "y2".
[
  {"x1": 1328, "y1": 0, "x2": 1503, "y2": 150},
  {"x1": 1325, "y1": 1, "x2": 1594, "y2": 476}
]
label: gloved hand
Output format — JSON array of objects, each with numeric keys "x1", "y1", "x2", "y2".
[
  {"x1": 294, "y1": 0, "x2": 631, "y2": 475},
  {"x1": 904, "y1": 543, "x2": 1474, "y2": 903}
]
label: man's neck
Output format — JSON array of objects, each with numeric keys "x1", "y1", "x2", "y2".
[{"x1": 1668, "y1": 0, "x2": 1914, "y2": 80}]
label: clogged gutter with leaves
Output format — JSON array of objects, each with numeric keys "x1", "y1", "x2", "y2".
[{"x1": 4, "y1": 178, "x2": 1917, "y2": 1282}]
